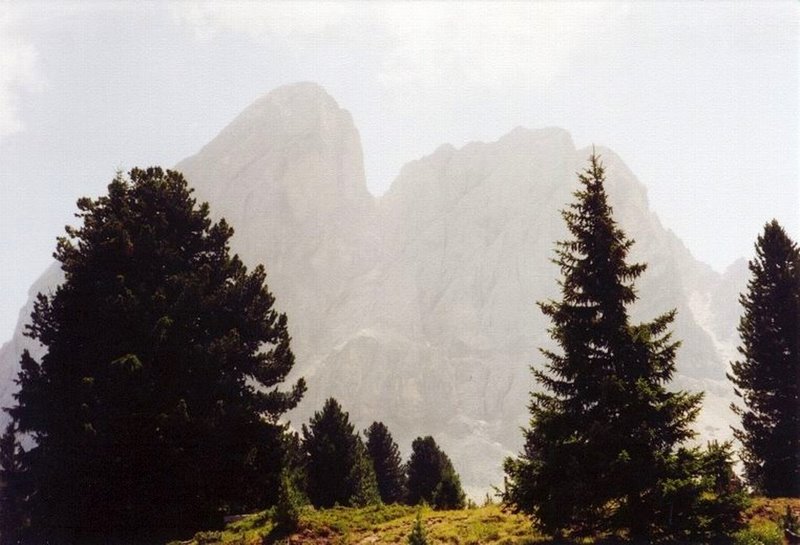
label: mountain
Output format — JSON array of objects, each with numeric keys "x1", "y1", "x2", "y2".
[
  {"x1": 0, "y1": 83, "x2": 749, "y2": 496},
  {"x1": 0, "y1": 262, "x2": 62, "y2": 416}
]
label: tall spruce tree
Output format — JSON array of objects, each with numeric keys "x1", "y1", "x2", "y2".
[
  {"x1": 727, "y1": 220, "x2": 799, "y2": 497},
  {"x1": 0, "y1": 168, "x2": 306, "y2": 544},
  {"x1": 503, "y1": 153, "x2": 704, "y2": 538},
  {"x1": 365, "y1": 421, "x2": 407, "y2": 504},
  {"x1": 301, "y1": 398, "x2": 379, "y2": 508},
  {"x1": 406, "y1": 436, "x2": 465, "y2": 510}
]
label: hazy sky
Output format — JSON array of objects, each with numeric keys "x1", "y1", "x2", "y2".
[{"x1": 1, "y1": 2, "x2": 798, "y2": 338}]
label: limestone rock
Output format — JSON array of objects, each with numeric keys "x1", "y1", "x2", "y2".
[{"x1": 0, "y1": 83, "x2": 749, "y2": 496}]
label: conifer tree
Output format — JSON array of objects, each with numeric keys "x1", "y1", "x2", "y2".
[
  {"x1": 350, "y1": 440, "x2": 382, "y2": 507},
  {"x1": 407, "y1": 511, "x2": 428, "y2": 545},
  {"x1": 0, "y1": 423, "x2": 25, "y2": 545},
  {"x1": 274, "y1": 468, "x2": 305, "y2": 531},
  {"x1": 503, "y1": 153, "x2": 705, "y2": 539},
  {"x1": 302, "y1": 398, "x2": 379, "y2": 508},
  {"x1": 432, "y1": 466, "x2": 466, "y2": 510},
  {"x1": 728, "y1": 220, "x2": 799, "y2": 497},
  {"x1": 406, "y1": 436, "x2": 465, "y2": 510},
  {"x1": 365, "y1": 421, "x2": 407, "y2": 504},
  {"x1": 0, "y1": 168, "x2": 305, "y2": 544}
]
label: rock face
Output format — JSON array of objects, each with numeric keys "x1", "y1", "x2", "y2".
[
  {"x1": 176, "y1": 82, "x2": 378, "y2": 361},
  {"x1": 0, "y1": 262, "x2": 62, "y2": 414},
  {"x1": 0, "y1": 83, "x2": 749, "y2": 497}
]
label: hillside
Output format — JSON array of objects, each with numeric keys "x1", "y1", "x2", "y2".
[
  {"x1": 172, "y1": 499, "x2": 800, "y2": 545},
  {"x1": 173, "y1": 505, "x2": 532, "y2": 545}
]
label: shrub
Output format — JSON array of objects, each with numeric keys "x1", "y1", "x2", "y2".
[
  {"x1": 733, "y1": 521, "x2": 783, "y2": 545},
  {"x1": 274, "y1": 469, "x2": 306, "y2": 531},
  {"x1": 408, "y1": 511, "x2": 428, "y2": 545}
]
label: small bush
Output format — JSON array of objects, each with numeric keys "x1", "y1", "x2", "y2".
[
  {"x1": 408, "y1": 511, "x2": 428, "y2": 545},
  {"x1": 193, "y1": 531, "x2": 224, "y2": 545},
  {"x1": 274, "y1": 470, "x2": 306, "y2": 530},
  {"x1": 782, "y1": 505, "x2": 800, "y2": 534},
  {"x1": 733, "y1": 520, "x2": 783, "y2": 545}
]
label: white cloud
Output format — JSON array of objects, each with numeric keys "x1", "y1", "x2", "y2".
[
  {"x1": 376, "y1": 3, "x2": 624, "y2": 91},
  {"x1": 172, "y1": 2, "x2": 627, "y2": 101},
  {"x1": 0, "y1": 8, "x2": 41, "y2": 140},
  {"x1": 174, "y1": 2, "x2": 350, "y2": 41}
]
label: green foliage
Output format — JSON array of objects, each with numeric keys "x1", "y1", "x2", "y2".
[
  {"x1": 365, "y1": 421, "x2": 407, "y2": 504},
  {"x1": 302, "y1": 398, "x2": 380, "y2": 508},
  {"x1": 301, "y1": 502, "x2": 413, "y2": 534},
  {"x1": 433, "y1": 465, "x2": 467, "y2": 510},
  {"x1": 0, "y1": 168, "x2": 305, "y2": 544},
  {"x1": 0, "y1": 423, "x2": 25, "y2": 545},
  {"x1": 697, "y1": 441, "x2": 750, "y2": 537},
  {"x1": 733, "y1": 520, "x2": 784, "y2": 545},
  {"x1": 407, "y1": 511, "x2": 428, "y2": 545},
  {"x1": 728, "y1": 220, "x2": 800, "y2": 497},
  {"x1": 503, "y1": 153, "x2": 710, "y2": 539},
  {"x1": 274, "y1": 469, "x2": 306, "y2": 531},
  {"x1": 406, "y1": 436, "x2": 466, "y2": 510},
  {"x1": 350, "y1": 440, "x2": 382, "y2": 507},
  {"x1": 782, "y1": 504, "x2": 800, "y2": 534},
  {"x1": 654, "y1": 441, "x2": 749, "y2": 541},
  {"x1": 157, "y1": 499, "x2": 800, "y2": 545},
  {"x1": 174, "y1": 503, "x2": 541, "y2": 545}
]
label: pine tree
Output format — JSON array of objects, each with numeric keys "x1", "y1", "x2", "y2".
[
  {"x1": 503, "y1": 153, "x2": 705, "y2": 539},
  {"x1": 728, "y1": 220, "x2": 800, "y2": 497},
  {"x1": 365, "y1": 421, "x2": 407, "y2": 504},
  {"x1": 406, "y1": 436, "x2": 465, "y2": 510},
  {"x1": 302, "y1": 398, "x2": 379, "y2": 508},
  {"x1": 0, "y1": 168, "x2": 306, "y2": 544}
]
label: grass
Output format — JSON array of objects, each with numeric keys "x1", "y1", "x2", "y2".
[
  {"x1": 171, "y1": 498, "x2": 800, "y2": 545},
  {"x1": 171, "y1": 504, "x2": 538, "y2": 545},
  {"x1": 732, "y1": 497, "x2": 800, "y2": 545}
]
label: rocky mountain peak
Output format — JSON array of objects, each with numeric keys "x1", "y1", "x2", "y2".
[
  {"x1": 178, "y1": 82, "x2": 372, "y2": 219},
  {"x1": 0, "y1": 84, "x2": 748, "y2": 498}
]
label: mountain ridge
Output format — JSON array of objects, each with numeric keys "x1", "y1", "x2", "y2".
[{"x1": 0, "y1": 83, "x2": 749, "y2": 496}]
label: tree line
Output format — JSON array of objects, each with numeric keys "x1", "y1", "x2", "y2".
[
  {"x1": 0, "y1": 159, "x2": 796, "y2": 544},
  {"x1": 288, "y1": 397, "x2": 464, "y2": 511}
]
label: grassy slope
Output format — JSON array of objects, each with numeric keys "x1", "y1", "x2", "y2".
[
  {"x1": 174, "y1": 498, "x2": 800, "y2": 545},
  {"x1": 175, "y1": 504, "x2": 537, "y2": 545}
]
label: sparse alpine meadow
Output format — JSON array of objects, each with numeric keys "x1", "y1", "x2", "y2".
[{"x1": 173, "y1": 498, "x2": 800, "y2": 545}]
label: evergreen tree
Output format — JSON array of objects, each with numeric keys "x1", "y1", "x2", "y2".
[
  {"x1": 503, "y1": 153, "x2": 705, "y2": 539},
  {"x1": 407, "y1": 511, "x2": 428, "y2": 545},
  {"x1": 0, "y1": 168, "x2": 305, "y2": 544},
  {"x1": 365, "y1": 421, "x2": 407, "y2": 504},
  {"x1": 0, "y1": 423, "x2": 26, "y2": 545},
  {"x1": 349, "y1": 440, "x2": 382, "y2": 507},
  {"x1": 274, "y1": 468, "x2": 305, "y2": 531},
  {"x1": 406, "y1": 436, "x2": 465, "y2": 510},
  {"x1": 647, "y1": 440, "x2": 749, "y2": 541},
  {"x1": 728, "y1": 220, "x2": 800, "y2": 497},
  {"x1": 432, "y1": 466, "x2": 466, "y2": 510},
  {"x1": 696, "y1": 441, "x2": 749, "y2": 537},
  {"x1": 302, "y1": 398, "x2": 379, "y2": 508}
]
